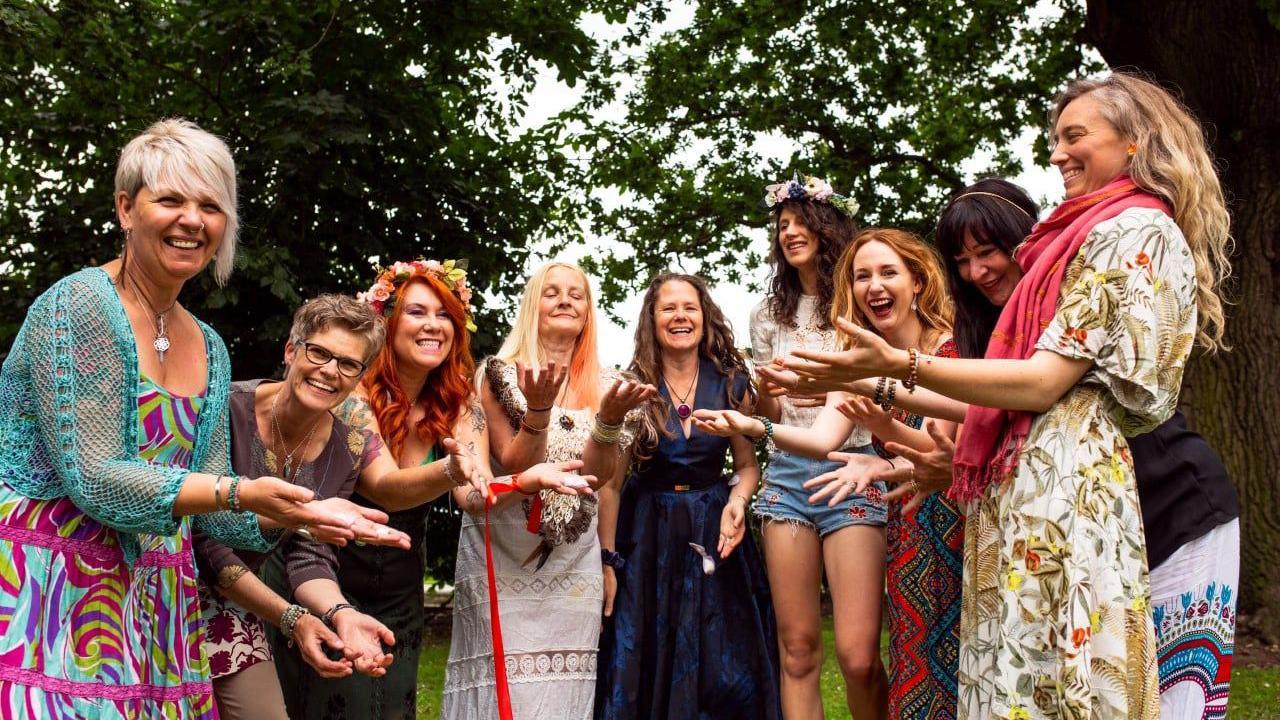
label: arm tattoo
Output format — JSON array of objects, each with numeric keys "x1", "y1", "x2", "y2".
[
  {"x1": 469, "y1": 401, "x2": 488, "y2": 433},
  {"x1": 335, "y1": 396, "x2": 376, "y2": 431}
]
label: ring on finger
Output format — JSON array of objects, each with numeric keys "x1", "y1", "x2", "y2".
[{"x1": 297, "y1": 526, "x2": 315, "y2": 541}]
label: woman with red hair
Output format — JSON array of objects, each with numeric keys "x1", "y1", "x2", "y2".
[
  {"x1": 442, "y1": 261, "x2": 656, "y2": 720},
  {"x1": 267, "y1": 260, "x2": 589, "y2": 719}
]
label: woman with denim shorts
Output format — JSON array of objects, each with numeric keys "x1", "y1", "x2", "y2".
[{"x1": 737, "y1": 174, "x2": 889, "y2": 718}]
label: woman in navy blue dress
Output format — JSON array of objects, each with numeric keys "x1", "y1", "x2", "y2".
[{"x1": 596, "y1": 273, "x2": 781, "y2": 720}]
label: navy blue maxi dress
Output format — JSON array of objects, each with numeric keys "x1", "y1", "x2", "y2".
[{"x1": 596, "y1": 357, "x2": 781, "y2": 720}]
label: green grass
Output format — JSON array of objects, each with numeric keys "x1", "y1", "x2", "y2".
[{"x1": 417, "y1": 617, "x2": 1279, "y2": 718}]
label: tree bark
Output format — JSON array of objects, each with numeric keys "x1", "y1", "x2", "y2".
[{"x1": 1085, "y1": 0, "x2": 1280, "y2": 640}]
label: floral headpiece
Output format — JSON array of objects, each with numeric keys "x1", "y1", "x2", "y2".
[
  {"x1": 762, "y1": 172, "x2": 860, "y2": 218},
  {"x1": 357, "y1": 258, "x2": 477, "y2": 332}
]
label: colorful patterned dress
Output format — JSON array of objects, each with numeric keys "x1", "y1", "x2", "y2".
[
  {"x1": 957, "y1": 207, "x2": 1192, "y2": 719},
  {"x1": 0, "y1": 375, "x2": 214, "y2": 719},
  {"x1": 877, "y1": 339, "x2": 964, "y2": 720}
]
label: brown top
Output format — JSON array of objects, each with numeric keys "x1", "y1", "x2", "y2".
[{"x1": 193, "y1": 379, "x2": 376, "y2": 593}]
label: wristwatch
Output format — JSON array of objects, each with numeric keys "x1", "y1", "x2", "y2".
[{"x1": 601, "y1": 548, "x2": 626, "y2": 570}]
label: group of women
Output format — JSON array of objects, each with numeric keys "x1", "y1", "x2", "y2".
[{"x1": 0, "y1": 69, "x2": 1240, "y2": 720}]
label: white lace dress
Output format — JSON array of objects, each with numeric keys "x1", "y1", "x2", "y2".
[{"x1": 441, "y1": 360, "x2": 636, "y2": 720}]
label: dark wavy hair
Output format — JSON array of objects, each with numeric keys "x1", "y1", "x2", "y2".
[
  {"x1": 935, "y1": 178, "x2": 1039, "y2": 359},
  {"x1": 628, "y1": 273, "x2": 756, "y2": 461},
  {"x1": 765, "y1": 199, "x2": 858, "y2": 328}
]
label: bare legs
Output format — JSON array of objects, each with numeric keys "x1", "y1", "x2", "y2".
[{"x1": 762, "y1": 522, "x2": 888, "y2": 719}]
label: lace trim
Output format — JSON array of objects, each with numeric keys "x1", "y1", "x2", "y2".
[
  {"x1": 452, "y1": 572, "x2": 603, "y2": 610},
  {"x1": 444, "y1": 649, "x2": 598, "y2": 693},
  {"x1": 0, "y1": 522, "x2": 122, "y2": 564},
  {"x1": 0, "y1": 662, "x2": 213, "y2": 702}
]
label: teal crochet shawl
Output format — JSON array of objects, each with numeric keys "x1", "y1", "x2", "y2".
[{"x1": 0, "y1": 267, "x2": 269, "y2": 563}]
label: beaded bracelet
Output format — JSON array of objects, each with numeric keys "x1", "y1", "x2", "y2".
[
  {"x1": 280, "y1": 604, "x2": 310, "y2": 646},
  {"x1": 873, "y1": 376, "x2": 888, "y2": 407},
  {"x1": 227, "y1": 475, "x2": 244, "y2": 513},
  {"x1": 442, "y1": 458, "x2": 459, "y2": 486},
  {"x1": 320, "y1": 602, "x2": 356, "y2": 628},
  {"x1": 751, "y1": 415, "x2": 774, "y2": 446},
  {"x1": 880, "y1": 379, "x2": 897, "y2": 412},
  {"x1": 903, "y1": 348, "x2": 920, "y2": 393}
]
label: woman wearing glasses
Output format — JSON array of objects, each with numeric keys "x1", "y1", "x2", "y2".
[{"x1": 193, "y1": 294, "x2": 472, "y2": 719}]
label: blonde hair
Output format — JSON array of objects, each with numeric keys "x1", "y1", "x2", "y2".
[
  {"x1": 497, "y1": 261, "x2": 603, "y2": 410},
  {"x1": 115, "y1": 118, "x2": 239, "y2": 285},
  {"x1": 832, "y1": 228, "x2": 953, "y2": 350},
  {"x1": 1052, "y1": 72, "x2": 1232, "y2": 351}
]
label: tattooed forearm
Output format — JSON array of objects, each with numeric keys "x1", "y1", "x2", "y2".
[
  {"x1": 335, "y1": 396, "x2": 376, "y2": 430},
  {"x1": 469, "y1": 401, "x2": 487, "y2": 434}
]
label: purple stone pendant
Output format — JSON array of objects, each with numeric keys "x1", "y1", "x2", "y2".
[{"x1": 676, "y1": 403, "x2": 692, "y2": 420}]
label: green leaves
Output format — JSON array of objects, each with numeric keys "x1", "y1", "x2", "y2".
[{"x1": 573, "y1": 0, "x2": 1096, "y2": 307}]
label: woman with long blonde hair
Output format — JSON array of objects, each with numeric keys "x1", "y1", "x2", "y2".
[
  {"x1": 777, "y1": 72, "x2": 1235, "y2": 719},
  {"x1": 442, "y1": 261, "x2": 655, "y2": 720}
]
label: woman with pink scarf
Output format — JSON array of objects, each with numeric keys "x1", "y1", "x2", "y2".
[{"x1": 776, "y1": 72, "x2": 1233, "y2": 719}]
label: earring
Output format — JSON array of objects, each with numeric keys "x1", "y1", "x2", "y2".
[
  {"x1": 911, "y1": 296, "x2": 919, "y2": 311},
  {"x1": 1127, "y1": 144, "x2": 1137, "y2": 157}
]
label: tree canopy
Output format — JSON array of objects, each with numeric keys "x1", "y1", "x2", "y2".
[{"x1": 565, "y1": 0, "x2": 1092, "y2": 307}]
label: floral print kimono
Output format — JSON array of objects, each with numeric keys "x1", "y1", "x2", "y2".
[{"x1": 958, "y1": 207, "x2": 1196, "y2": 720}]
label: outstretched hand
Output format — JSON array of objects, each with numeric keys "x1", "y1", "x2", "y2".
[
  {"x1": 879, "y1": 420, "x2": 956, "y2": 513},
  {"x1": 598, "y1": 379, "x2": 658, "y2": 425},
  {"x1": 504, "y1": 460, "x2": 598, "y2": 498},
  {"x1": 802, "y1": 451, "x2": 892, "y2": 507},
  {"x1": 783, "y1": 317, "x2": 900, "y2": 385},
  {"x1": 516, "y1": 361, "x2": 569, "y2": 411},
  {"x1": 440, "y1": 437, "x2": 488, "y2": 499},
  {"x1": 757, "y1": 362, "x2": 856, "y2": 396},
  {"x1": 690, "y1": 409, "x2": 764, "y2": 439}
]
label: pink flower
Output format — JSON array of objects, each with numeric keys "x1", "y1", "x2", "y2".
[
  {"x1": 423, "y1": 260, "x2": 444, "y2": 272},
  {"x1": 371, "y1": 283, "x2": 393, "y2": 302},
  {"x1": 459, "y1": 286, "x2": 473, "y2": 304}
]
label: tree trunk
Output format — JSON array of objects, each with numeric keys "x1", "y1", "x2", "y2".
[{"x1": 1085, "y1": 0, "x2": 1280, "y2": 640}]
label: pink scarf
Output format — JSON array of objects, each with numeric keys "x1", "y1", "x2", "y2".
[{"x1": 949, "y1": 176, "x2": 1170, "y2": 503}]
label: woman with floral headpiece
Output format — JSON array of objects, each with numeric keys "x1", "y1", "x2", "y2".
[
  {"x1": 266, "y1": 259, "x2": 592, "y2": 719},
  {"x1": 742, "y1": 174, "x2": 889, "y2": 718},
  {"x1": 441, "y1": 261, "x2": 656, "y2": 720}
]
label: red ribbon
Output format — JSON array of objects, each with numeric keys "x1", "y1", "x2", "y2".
[{"x1": 484, "y1": 478, "x2": 539, "y2": 720}]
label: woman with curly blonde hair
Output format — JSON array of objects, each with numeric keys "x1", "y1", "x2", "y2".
[{"x1": 775, "y1": 71, "x2": 1235, "y2": 719}]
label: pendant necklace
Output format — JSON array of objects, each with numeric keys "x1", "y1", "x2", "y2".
[
  {"x1": 665, "y1": 363, "x2": 699, "y2": 421},
  {"x1": 128, "y1": 277, "x2": 177, "y2": 363},
  {"x1": 270, "y1": 387, "x2": 323, "y2": 480},
  {"x1": 553, "y1": 377, "x2": 575, "y2": 431}
]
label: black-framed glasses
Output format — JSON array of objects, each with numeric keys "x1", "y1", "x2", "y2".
[{"x1": 297, "y1": 341, "x2": 367, "y2": 378}]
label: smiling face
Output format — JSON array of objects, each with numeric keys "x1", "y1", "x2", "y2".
[
  {"x1": 652, "y1": 280, "x2": 704, "y2": 355},
  {"x1": 851, "y1": 240, "x2": 922, "y2": 335},
  {"x1": 954, "y1": 231, "x2": 1023, "y2": 307},
  {"x1": 391, "y1": 281, "x2": 455, "y2": 374},
  {"x1": 537, "y1": 266, "x2": 589, "y2": 341},
  {"x1": 283, "y1": 326, "x2": 369, "y2": 413},
  {"x1": 1050, "y1": 93, "x2": 1131, "y2": 200},
  {"x1": 117, "y1": 184, "x2": 226, "y2": 283},
  {"x1": 776, "y1": 207, "x2": 820, "y2": 271}
]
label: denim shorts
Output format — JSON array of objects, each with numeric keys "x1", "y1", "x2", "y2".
[{"x1": 753, "y1": 445, "x2": 887, "y2": 536}]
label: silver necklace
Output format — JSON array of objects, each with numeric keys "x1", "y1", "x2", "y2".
[{"x1": 269, "y1": 388, "x2": 323, "y2": 480}]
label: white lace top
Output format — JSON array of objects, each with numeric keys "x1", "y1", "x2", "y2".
[{"x1": 749, "y1": 295, "x2": 871, "y2": 449}]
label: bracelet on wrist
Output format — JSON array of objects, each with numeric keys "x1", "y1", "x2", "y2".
[
  {"x1": 879, "y1": 379, "x2": 897, "y2": 412},
  {"x1": 591, "y1": 414, "x2": 624, "y2": 445},
  {"x1": 520, "y1": 417, "x2": 549, "y2": 435},
  {"x1": 750, "y1": 415, "x2": 774, "y2": 446},
  {"x1": 442, "y1": 458, "x2": 460, "y2": 486},
  {"x1": 227, "y1": 475, "x2": 245, "y2": 513},
  {"x1": 526, "y1": 403, "x2": 553, "y2": 413},
  {"x1": 320, "y1": 602, "x2": 356, "y2": 628},
  {"x1": 601, "y1": 548, "x2": 626, "y2": 570},
  {"x1": 280, "y1": 604, "x2": 310, "y2": 645},
  {"x1": 903, "y1": 348, "x2": 920, "y2": 393},
  {"x1": 728, "y1": 494, "x2": 749, "y2": 507},
  {"x1": 510, "y1": 473, "x2": 537, "y2": 496}
]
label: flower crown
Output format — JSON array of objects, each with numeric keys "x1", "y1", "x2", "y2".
[
  {"x1": 762, "y1": 172, "x2": 860, "y2": 218},
  {"x1": 357, "y1": 258, "x2": 477, "y2": 332}
]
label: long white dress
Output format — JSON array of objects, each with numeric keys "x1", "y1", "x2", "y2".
[{"x1": 441, "y1": 360, "x2": 635, "y2": 720}]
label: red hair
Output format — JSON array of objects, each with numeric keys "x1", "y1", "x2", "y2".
[{"x1": 362, "y1": 273, "x2": 476, "y2": 459}]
